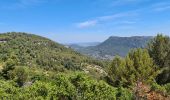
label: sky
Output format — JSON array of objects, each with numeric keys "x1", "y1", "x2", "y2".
[{"x1": 0, "y1": 0, "x2": 170, "y2": 43}]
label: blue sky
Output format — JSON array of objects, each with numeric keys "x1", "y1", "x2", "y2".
[{"x1": 0, "y1": 0, "x2": 170, "y2": 43}]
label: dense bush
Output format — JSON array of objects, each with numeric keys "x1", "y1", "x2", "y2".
[
  {"x1": 151, "y1": 83, "x2": 166, "y2": 94},
  {"x1": 0, "y1": 72, "x2": 123, "y2": 100},
  {"x1": 116, "y1": 87, "x2": 134, "y2": 100}
]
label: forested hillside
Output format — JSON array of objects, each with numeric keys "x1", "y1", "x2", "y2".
[
  {"x1": 0, "y1": 32, "x2": 104, "y2": 71},
  {"x1": 0, "y1": 32, "x2": 170, "y2": 99}
]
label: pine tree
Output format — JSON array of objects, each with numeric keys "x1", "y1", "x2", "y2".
[
  {"x1": 148, "y1": 34, "x2": 170, "y2": 84},
  {"x1": 108, "y1": 49, "x2": 158, "y2": 87}
]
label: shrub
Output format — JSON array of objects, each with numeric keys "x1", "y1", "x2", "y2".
[
  {"x1": 164, "y1": 83, "x2": 170, "y2": 94},
  {"x1": 151, "y1": 82, "x2": 166, "y2": 94},
  {"x1": 116, "y1": 87, "x2": 134, "y2": 100}
]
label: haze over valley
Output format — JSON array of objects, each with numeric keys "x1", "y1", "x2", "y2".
[{"x1": 68, "y1": 36, "x2": 152, "y2": 59}]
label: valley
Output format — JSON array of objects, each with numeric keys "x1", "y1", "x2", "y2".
[{"x1": 68, "y1": 36, "x2": 152, "y2": 59}]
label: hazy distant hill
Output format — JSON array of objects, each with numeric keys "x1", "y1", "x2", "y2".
[
  {"x1": 69, "y1": 36, "x2": 152, "y2": 59},
  {"x1": 68, "y1": 42, "x2": 100, "y2": 47},
  {"x1": 67, "y1": 42, "x2": 100, "y2": 52}
]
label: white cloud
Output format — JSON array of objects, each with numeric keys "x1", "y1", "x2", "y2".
[
  {"x1": 98, "y1": 12, "x2": 134, "y2": 21},
  {"x1": 76, "y1": 11, "x2": 137, "y2": 28},
  {"x1": 76, "y1": 20, "x2": 98, "y2": 28}
]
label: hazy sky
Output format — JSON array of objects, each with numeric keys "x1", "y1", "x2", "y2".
[{"x1": 0, "y1": 0, "x2": 170, "y2": 43}]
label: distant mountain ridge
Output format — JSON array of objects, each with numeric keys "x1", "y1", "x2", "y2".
[{"x1": 69, "y1": 36, "x2": 153, "y2": 59}]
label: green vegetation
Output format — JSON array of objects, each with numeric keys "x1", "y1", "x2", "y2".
[
  {"x1": 148, "y1": 34, "x2": 170, "y2": 84},
  {"x1": 0, "y1": 32, "x2": 170, "y2": 99},
  {"x1": 108, "y1": 49, "x2": 158, "y2": 87},
  {"x1": 0, "y1": 32, "x2": 104, "y2": 71},
  {"x1": 0, "y1": 71, "x2": 133, "y2": 100}
]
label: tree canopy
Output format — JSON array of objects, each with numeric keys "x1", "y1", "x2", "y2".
[{"x1": 148, "y1": 34, "x2": 170, "y2": 84}]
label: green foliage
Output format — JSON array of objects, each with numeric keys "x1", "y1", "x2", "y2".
[
  {"x1": 0, "y1": 32, "x2": 102, "y2": 72},
  {"x1": 108, "y1": 49, "x2": 158, "y2": 87},
  {"x1": 108, "y1": 56, "x2": 127, "y2": 86},
  {"x1": 70, "y1": 73, "x2": 117, "y2": 100},
  {"x1": 1, "y1": 59, "x2": 15, "y2": 79},
  {"x1": 151, "y1": 82, "x2": 166, "y2": 94},
  {"x1": 116, "y1": 87, "x2": 134, "y2": 100},
  {"x1": 13, "y1": 66, "x2": 28, "y2": 86},
  {"x1": 164, "y1": 83, "x2": 170, "y2": 94},
  {"x1": 0, "y1": 72, "x2": 120, "y2": 100},
  {"x1": 1, "y1": 62, "x2": 28, "y2": 86},
  {"x1": 148, "y1": 34, "x2": 170, "y2": 84},
  {"x1": 127, "y1": 49, "x2": 158, "y2": 84},
  {"x1": 0, "y1": 80, "x2": 18, "y2": 99}
]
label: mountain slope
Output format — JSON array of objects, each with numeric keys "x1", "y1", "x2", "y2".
[
  {"x1": 70, "y1": 36, "x2": 152, "y2": 59},
  {"x1": 0, "y1": 32, "x2": 103, "y2": 71}
]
